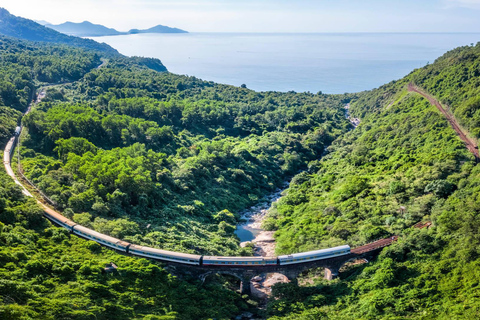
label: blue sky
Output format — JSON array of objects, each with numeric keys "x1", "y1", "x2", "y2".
[{"x1": 2, "y1": 0, "x2": 480, "y2": 32}]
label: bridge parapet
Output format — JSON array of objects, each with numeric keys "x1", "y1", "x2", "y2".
[
  {"x1": 164, "y1": 235, "x2": 402, "y2": 294},
  {"x1": 351, "y1": 236, "x2": 398, "y2": 254}
]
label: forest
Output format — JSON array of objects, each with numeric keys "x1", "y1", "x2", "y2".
[
  {"x1": 1, "y1": 16, "x2": 480, "y2": 319},
  {"x1": 0, "y1": 167, "x2": 252, "y2": 319}
]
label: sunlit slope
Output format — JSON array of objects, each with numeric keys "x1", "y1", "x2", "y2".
[{"x1": 266, "y1": 43, "x2": 480, "y2": 319}]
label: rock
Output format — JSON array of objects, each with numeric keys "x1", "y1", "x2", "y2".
[
  {"x1": 251, "y1": 276, "x2": 262, "y2": 282},
  {"x1": 263, "y1": 273, "x2": 290, "y2": 288}
]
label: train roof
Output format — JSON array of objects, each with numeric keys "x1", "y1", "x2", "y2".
[
  {"x1": 128, "y1": 244, "x2": 201, "y2": 259},
  {"x1": 74, "y1": 224, "x2": 130, "y2": 247},
  {"x1": 42, "y1": 205, "x2": 77, "y2": 227},
  {"x1": 278, "y1": 245, "x2": 350, "y2": 259},
  {"x1": 203, "y1": 256, "x2": 277, "y2": 262}
]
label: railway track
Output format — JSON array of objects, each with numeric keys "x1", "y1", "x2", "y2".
[
  {"x1": 351, "y1": 236, "x2": 398, "y2": 255},
  {"x1": 408, "y1": 83, "x2": 480, "y2": 161}
]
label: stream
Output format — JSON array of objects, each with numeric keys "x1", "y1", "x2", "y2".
[
  {"x1": 231, "y1": 103, "x2": 358, "y2": 303},
  {"x1": 235, "y1": 182, "x2": 288, "y2": 256},
  {"x1": 234, "y1": 182, "x2": 291, "y2": 301},
  {"x1": 236, "y1": 104, "x2": 357, "y2": 254}
]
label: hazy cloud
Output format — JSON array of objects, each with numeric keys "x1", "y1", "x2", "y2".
[
  {"x1": 2, "y1": 0, "x2": 480, "y2": 32},
  {"x1": 445, "y1": 0, "x2": 480, "y2": 9}
]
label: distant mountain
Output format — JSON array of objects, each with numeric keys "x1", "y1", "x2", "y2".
[
  {"x1": 45, "y1": 21, "x2": 188, "y2": 37},
  {"x1": 34, "y1": 20, "x2": 51, "y2": 26},
  {"x1": 46, "y1": 21, "x2": 123, "y2": 37},
  {"x1": 0, "y1": 8, "x2": 119, "y2": 55},
  {"x1": 128, "y1": 25, "x2": 188, "y2": 34}
]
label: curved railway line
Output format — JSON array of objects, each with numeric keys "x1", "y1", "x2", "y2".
[
  {"x1": 7, "y1": 85, "x2": 448, "y2": 270},
  {"x1": 3, "y1": 93, "x2": 353, "y2": 268}
]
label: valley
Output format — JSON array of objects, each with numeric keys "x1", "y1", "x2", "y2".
[{"x1": 1, "y1": 6, "x2": 480, "y2": 320}]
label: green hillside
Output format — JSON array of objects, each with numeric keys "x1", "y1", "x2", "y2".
[
  {"x1": 0, "y1": 36, "x2": 254, "y2": 319},
  {"x1": 266, "y1": 43, "x2": 480, "y2": 319},
  {"x1": 0, "y1": 168, "x2": 248, "y2": 319}
]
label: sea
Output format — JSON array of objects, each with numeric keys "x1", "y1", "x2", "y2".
[{"x1": 92, "y1": 32, "x2": 480, "y2": 94}]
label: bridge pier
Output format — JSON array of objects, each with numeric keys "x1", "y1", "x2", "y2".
[
  {"x1": 172, "y1": 250, "x2": 385, "y2": 296},
  {"x1": 324, "y1": 266, "x2": 339, "y2": 280},
  {"x1": 283, "y1": 269, "x2": 300, "y2": 283},
  {"x1": 240, "y1": 277, "x2": 251, "y2": 295}
]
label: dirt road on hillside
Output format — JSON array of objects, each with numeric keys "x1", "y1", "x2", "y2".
[{"x1": 408, "y1": 83, "x2": 479, "y2": 161}]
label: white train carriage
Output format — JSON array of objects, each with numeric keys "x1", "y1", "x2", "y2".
[
  {"x1": 72, "y1": 225, "x2": 130, "y2": 252},
  {"x1": 3, "y1": 136, "x2": 33, "y2": 197},
  {"x1": 3, "y1": 137, "x2": 16, "y2": 180},
  {"x1": 202, "y1": 256, "x2": 278, "y2": 267},
  {"x1": 3, "y1": 137, "x2": 15, "y2": 166},
  {"x1": 42, "y1": 205, "x2": 77, "y2": 231},
  {"x1": 278, "y1": 245, "x2": 350, "y2": 265},
  {"x1": 128, "y1": 244, "x2": 201, "y2": 265}
]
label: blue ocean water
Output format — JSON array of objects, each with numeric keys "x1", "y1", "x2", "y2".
[{"x1": 93, "y1": 33, "x2": 480, "y2": 93}]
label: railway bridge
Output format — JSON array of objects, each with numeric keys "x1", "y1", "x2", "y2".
[{"x1": 166, "y1": 236, "x2": 399, "y2": 294}]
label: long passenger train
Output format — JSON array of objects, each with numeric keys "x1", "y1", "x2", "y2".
[{"x1": 4, "y1": 128, "x2": 351, "y2": 267}]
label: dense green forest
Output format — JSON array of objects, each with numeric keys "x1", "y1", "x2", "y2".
[
  {"x1": 0, "y1": 168, "x2": 251, "y2": 319},
  {"x1": 0, "y1": 35, "x2": 274, "y2": 319},
  {"x1": 0, "y1": 36, "x2": 102, "y2": 109},
  {"x1": 266, "y1": 43, "x2": 480, "y2": 319},
  {"x1": 0, "y1": 32, "x2": 350, "y2": 318}
]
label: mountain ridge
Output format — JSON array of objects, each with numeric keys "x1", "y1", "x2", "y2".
[
  {"x1": 0, "y1": 8, "x2": 119, "y2": 55},
  {"x1": 46, "y1": 20, "x2": 188, "y2": 37}
]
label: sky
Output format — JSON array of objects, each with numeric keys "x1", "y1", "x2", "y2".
[{"x1": 2, "y1": 0, "x2": 480, "y2": 33}]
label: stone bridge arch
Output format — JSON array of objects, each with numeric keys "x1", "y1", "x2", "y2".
[
  {"x1": 199, "y1": 270, "x2": 253, "y2": 294},
  {"x1": 199, "y1": 269, "x2": 293, "y2": 294},
  {"x1": 199, "y1": 270, "x2": 244, "y2": 284}
]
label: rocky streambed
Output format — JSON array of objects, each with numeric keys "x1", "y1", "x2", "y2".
[
  {"x1": 235, "y1": 183, "x2": 291, "y2": 300},
  {"x1": 235, "y1": 182, "x2": 288, "y2": 256}
]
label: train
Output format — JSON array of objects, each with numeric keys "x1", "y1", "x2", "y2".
[
  {"x1": 46, "y1": 202, "x2": 353, "y2": 266},
  {"x1": 3, "y1": 133, "x2": 33, "y2": 197},
  {"x1": 42, "y1": 200, "x2": 351, "y2": 267},
  {"x1": 4, "y1": 128, "x2": 351, "y2": 268}
]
